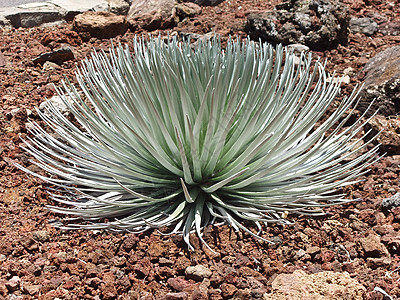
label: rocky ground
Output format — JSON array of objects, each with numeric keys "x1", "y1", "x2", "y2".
[{"x1": 1, "y1": 0, "x2": 400, "y2": 299}]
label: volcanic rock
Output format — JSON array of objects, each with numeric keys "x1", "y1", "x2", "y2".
[
  {"x1": 244, "y1": 0, "x2": 350, "y2": 50},
  {"x1": 185, "y1": 265, "x2": 212, "y2": 281},
  {"x1": 382, "y1": 193, "x2": 400, "y2": 210},
  {"x1": 127, "y1": 0, "x2": 177, "y2": 31},
  {"x1": 6, "y1": 276, "x2": 20, "y2": 292},
  {"x1": 379, "y1": 21, "x2": 400, "y2": 35},
  {"x1": 32, "y1": 46, "x2": 74, "y2": 65},
  {"x1": 360, "y1": 233, "x2": 390, "y2": 258},
  {"x1": 73, "y1": 11, "x2": 128, "y2": 39},
  {"x1": 350, "y1": 17, "x2": 378, "y2": 36},
  {"x1": 358, "y1": 46, "x2": 400, "y2": 117},
  {"x1": 108, "y1": 0, "x2": 130, "y2": 15},
  {"x1": 266, "y1": 270, "x2": 366, "y2": 299},
  {"x1": 2, "y1": 3, "x2": 64, "y2": 28},
  {"x1": 364, "y1": 114, "x2": 400, "y2": 155}
]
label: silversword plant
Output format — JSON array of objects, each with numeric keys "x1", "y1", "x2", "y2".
[{"x1": 19, "y1": 36, "x2": 379, "y2": 251}]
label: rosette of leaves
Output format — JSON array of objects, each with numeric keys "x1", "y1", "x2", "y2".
[{"x1": 19, "y1": 36, "x2": 379, "y2": 251}]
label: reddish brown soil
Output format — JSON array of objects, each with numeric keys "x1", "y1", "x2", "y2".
[{"x1": 1, "y1": 0, "x2": 400, "y2": 299}]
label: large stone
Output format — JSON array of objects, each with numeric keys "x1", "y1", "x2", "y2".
[
  {"x1": 127, "y1": 0, "x2": 201, "y2": 31},
  {"x1": 127, "y1": 0, "x2": 177, "y2": 31},
  {"x1": 1, "y1": 2, "x2": 65, "y2": 28},
  {"x1": 265, "y1": 270, "x2": 366, "y2": 300},
  {"x1": 244, "y1": 0, "x2": 349, "y2": 50},
  {"x1": 49, "y1": 0, "x2": 109, "y2": 20},
  {"x1": 0, "y1": 0, "x2": 109, "y2": 27},
  {"x1": 358, "y1": 46, "x2": 400, "y2": 117},
  {"x1": 73, "y1": 11, "x2": 128, "y2": 39},
  {"x1": 350, "y1": 17, "x2": 378, "y2": 36}
]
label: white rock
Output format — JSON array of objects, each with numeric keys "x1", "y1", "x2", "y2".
[
  {"x1": 287, "y1": 43, "x2": 310, "y2": 53},
  {"x1": 343, "y1": 67, "x2": 355, "y2": 76},
  {"x1": 342, "y1": 74, "x2": 351, "y2": 84},
  {"x1": 39, "y1": 95, "x2": 74, "y2": 117},
  {"x1": 185, "y1": 265, "x2": 212, "y2": 281},
  {"x1": 43, "y1": 61, "x2": 60, "y2": 71}
]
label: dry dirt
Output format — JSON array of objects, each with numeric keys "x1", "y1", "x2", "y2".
[{"x1": 1, "y1": 0, "x2": 400, "y2": 299}]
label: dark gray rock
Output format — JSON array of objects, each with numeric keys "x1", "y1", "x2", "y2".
[
  {"x1": 244, "y1": 0, "x2": 350, "y2": 51},
  {"x1": 350, "y1": 17, "x2": 378, "y2": 36},
  {"x1": 358, "y1": 46, "x2": 400, "y2": 117},
  {"x1": 32, "y1": 46, "x2": 74, "y2": 65}
]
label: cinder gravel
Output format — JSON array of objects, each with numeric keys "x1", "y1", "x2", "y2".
[{"x1": 0, "y1": 0, "x2": 400, "y2": 299}]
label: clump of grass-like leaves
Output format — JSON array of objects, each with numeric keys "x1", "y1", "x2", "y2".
[{"x1": 19, "y1": 36, "x2": 379, "y2": 251}]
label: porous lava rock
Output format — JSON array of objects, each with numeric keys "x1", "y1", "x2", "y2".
[
  {"x1": 244, "y1": 0, "x2": 350, "y2": 50},
  {"x1": 364, "y1": 115, "x2": 400, "y2": 155},
  {"x1": 265, "y1": 270, "x2": 366, "y2": 299}
]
